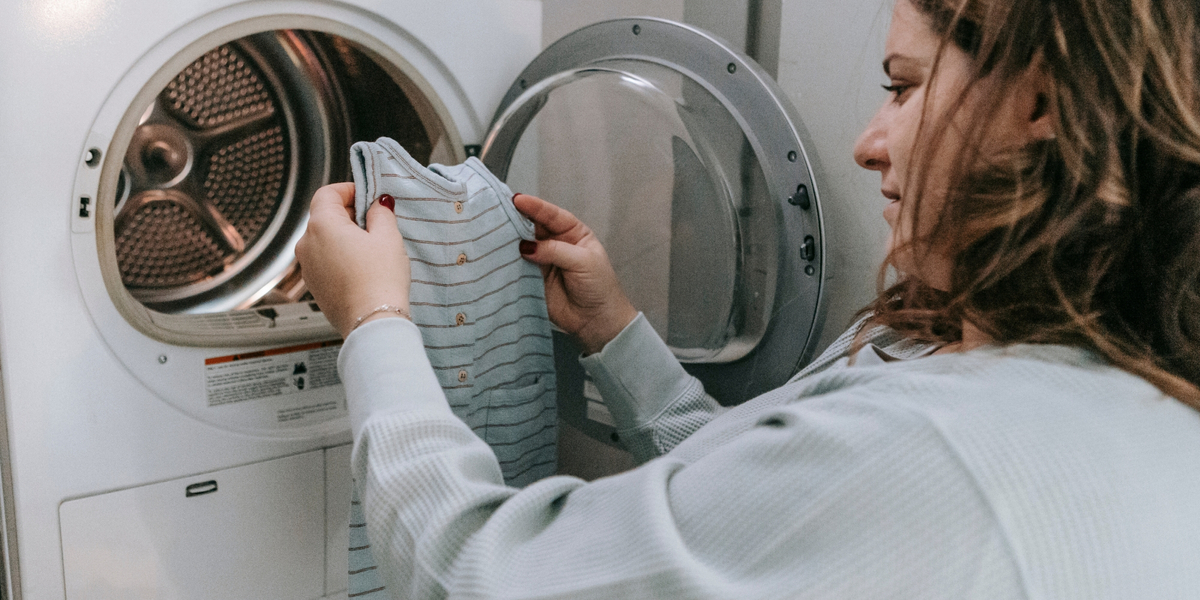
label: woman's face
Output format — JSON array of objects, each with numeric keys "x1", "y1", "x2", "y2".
[
  {"x1": 854, "y1": 0, "x2": 1053, "y2": 290},
  {"x1": 853, "y1": 0, "x2": 975, "y2": 289}
]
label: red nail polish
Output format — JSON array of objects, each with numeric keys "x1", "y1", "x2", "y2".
[
  {"x1": 519, "y1": 240, "x2": 536, "y2": 255},
  {"x1": 378, "y1": 194, "x2": 395, "y2": 211}
]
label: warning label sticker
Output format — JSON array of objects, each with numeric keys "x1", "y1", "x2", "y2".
[{"x1": 205, "y1": 341, "x2": 343, "y2": 419}]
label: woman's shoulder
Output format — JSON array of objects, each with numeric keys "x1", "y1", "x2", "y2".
[
  {"x1": 801, "y1": 338, "x2": 1159, "y2": 402},
  {"x1": 777, "y1": 341, "x2": 1200, "y2": 524},
  {"x1": 690, "y1": 340, "x2": 1179, "y2": 468},
  {"x1": 770, "y1": 343, "x2": 1200, "y2": 594}
]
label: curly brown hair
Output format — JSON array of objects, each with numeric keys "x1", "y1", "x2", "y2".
[{"x1": 866, "y1": 0, "x2": 1200, "y2": 407}]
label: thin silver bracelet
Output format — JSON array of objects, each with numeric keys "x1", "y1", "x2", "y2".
[{"x1": 350, "y1": 304, "x2": 410, "y2": 334}]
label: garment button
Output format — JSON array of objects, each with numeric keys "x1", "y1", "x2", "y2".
[
  {"x1": 454, "y1": 201, "x2": 464, "y2": 214},
  {"x1": 456, "y1": 253, "x2": 468, "y2": 266},
  {"x1": 456, "y1": 312, "x2": 467, "y2": 326},
  {"x1": 458, "y1": 370, "x2": 469, "y2": 382}
]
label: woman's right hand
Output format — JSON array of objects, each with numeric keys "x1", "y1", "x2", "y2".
[{"x1": 514, "y1": 194, "x2": 637, "y2": 354}]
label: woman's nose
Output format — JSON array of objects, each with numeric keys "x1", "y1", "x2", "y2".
[{"x1": 854, "y1": 110, "x2": 889, "y2": 171}]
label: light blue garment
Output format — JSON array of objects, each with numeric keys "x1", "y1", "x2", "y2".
[{"x1": 345, "y1": 138, "x2": 556, "y2": 598}]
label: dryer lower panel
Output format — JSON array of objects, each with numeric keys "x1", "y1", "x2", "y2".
[{"x1": 59, "y1": 451, "x2": 325, "y2": 600}]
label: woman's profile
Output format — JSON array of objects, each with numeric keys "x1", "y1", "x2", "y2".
[{"x1": 295, "y1": 0, "x2": 1200, "y2": 597}]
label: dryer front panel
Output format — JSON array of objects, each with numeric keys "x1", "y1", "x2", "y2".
[{"x1": 69, "y1": 9, "x2": 504, "y2": 437}]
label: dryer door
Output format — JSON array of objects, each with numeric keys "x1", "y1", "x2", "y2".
[{"x1": 481, "y1": 18, "x2": 826, "y2": 435}]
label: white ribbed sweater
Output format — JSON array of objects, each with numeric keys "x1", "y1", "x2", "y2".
[{"x1": 339, "y1": 313, "x2": 1200, "y2": 599}]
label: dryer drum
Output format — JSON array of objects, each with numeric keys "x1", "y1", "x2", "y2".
[
  {"x1": 114, "y1": 32, "x2": 320, "y2": 311},
  {"x1": 110, "y1": 30, "x2": 443, "y2": 314}
]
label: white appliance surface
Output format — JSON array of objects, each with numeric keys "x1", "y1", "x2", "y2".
[
  {"x1": 0, "y1": 1, "x2": 539, "y2": 598},
  {"x1": 0, "y1": 0, "x2": 893, "y2": 597},
  {"x1": 59, "y1": 450, "x2": 325, "y2": 600}
]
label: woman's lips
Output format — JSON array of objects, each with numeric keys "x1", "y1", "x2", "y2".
[
  {"x1": 883, "y1": 200, "x2": 901, "y2": 225},
  {"x1": 882, "y1": 190, "x2": 901, "y2": 226}
]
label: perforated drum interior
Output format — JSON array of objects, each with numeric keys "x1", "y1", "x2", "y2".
[{"x1": 111, "y1": 30, "x2": 456, "y2": 315}]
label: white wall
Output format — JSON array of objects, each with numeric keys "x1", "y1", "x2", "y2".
[
  {"x1": 543, "y1": 0, "x2": 684, "y2": 46},
  {"x1": 776, "y1": 0, "x2": 893, "y2": 350}
]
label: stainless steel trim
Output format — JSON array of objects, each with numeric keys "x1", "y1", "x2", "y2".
[
  {"x1": 482, "y1": 17, "x2": 827, "y2": 403},
  {"x1": 0, "y1": 360, "x2": 20, "y2": 600},
  {"x1": 82, "y1": 16, "x2": 464, "y2": 347}
]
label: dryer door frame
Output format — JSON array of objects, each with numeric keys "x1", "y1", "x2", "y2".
[
  {"x1": 481, "y1": 18, "x2": 827, "y2": 440},
  {"x1": 70, "y1": 5, "x2": 479, "y2": 438}
]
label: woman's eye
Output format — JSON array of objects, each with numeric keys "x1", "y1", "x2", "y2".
[{"x1": 882, "y1": 83, "x2": 912, "y2": 103}]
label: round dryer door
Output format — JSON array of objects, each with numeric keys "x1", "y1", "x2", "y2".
[{"x1": 481, "y1": 18, "x2": 826, "y2": 423}]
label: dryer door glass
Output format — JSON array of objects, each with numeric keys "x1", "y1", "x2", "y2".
[
  {"x1": 483, "y1": 18, "x2": 825, "y2": 409},
  {"x1": 492, "y1": 61, "x2": 775, "y2": 363}
]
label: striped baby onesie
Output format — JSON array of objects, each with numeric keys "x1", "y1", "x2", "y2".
[{"x1": 344, "y1": 138, "x2": 557, "y2": 598}]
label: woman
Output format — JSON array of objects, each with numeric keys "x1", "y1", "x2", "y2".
[{"x1": 295, "y1": 0, "x2": 1200, "y2": 597}]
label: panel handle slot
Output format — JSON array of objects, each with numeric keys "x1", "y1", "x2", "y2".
[{"x1": 185, "y1": 480, "x2": 218, "y2": 497}]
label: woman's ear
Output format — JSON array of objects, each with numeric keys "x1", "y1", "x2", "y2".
[
  {"x1": 1022, "y1": 59, "x2": 1057, "y2": 141},
  {"x1": 994, "y1": 56, "x2": 1057, "y2": 146}
]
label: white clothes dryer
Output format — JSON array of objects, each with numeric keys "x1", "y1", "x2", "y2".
[
  {"x1": 0, "y1": 2, "x2": 541, "y2": 598},
  {"x1": 0, "y1": 1, "x2": 847, "y2": 598}
]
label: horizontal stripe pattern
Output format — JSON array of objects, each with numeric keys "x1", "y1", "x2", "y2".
[
  {"x1": 397, "y1": 202, "x2": 499, "y2": 225},
  {"x1": 347, "y1": 138, "x2": 558, "y2": 596},
  {"x1": 409, "y1": 275, "x2": 543, "y2": 308},
  {"x1": 409, "y1": 236, "x2": 519, "y2": 267},
  {"x1": 347, "y1": 489, "x2": 389, "y2": 599}
]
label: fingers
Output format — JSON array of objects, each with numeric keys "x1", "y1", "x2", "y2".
[
  {"x1": 309, "y1": 182, "x2": 357, "y2": 221},
  {"x1": 293, "y1": 235, "x2": 308, "y2": 263},
  {"x1": 519, "y1": 238, "x2": 593, "y2": 272},
  {"x1": 513, "y1": 194, "x2": 589, "y2": 243},
  {"x1": 365, "y1": 197, "x2": 399, "y2": 237}
]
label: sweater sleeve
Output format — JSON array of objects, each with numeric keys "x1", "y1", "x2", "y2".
[
  {"x1": 579, "y1": 313, "x2": 727, "y2": 462},
  {"x1": 339, "y1": 322, "x2": 1023, "y2": 599},
  {"x1": 337, "y1": 316, "x2": 449, "y2": 439}
]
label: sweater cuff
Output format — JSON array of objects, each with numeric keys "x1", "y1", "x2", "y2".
[
  {"x1": 578, "y1": 313, "x2": 695, "y2": 430},
  {"x1": 337, "y1": 316, "x2": 451, "y2": 439}
]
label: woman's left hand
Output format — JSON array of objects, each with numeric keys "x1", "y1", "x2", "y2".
[{"x1": 295, "y1": 182, "x2": 411, "y2": 338}]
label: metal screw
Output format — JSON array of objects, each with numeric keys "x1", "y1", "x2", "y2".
[
  {"x1": 85, "y1": 148, "x2": 102, "y2": 168},
  {"x1": 727, "y1": 63, "x2": 737, "y2": 74},
  {"x1": 158, "y1": 355, "x2": 169, "y2": 364},
  {"x1": 632, "y1": 24, "x2": 641, "y2": 35},
  {"x1": 805, "y1": 265, "x2": 816, "y2": 276},
  {"x1": 787, "y1": 151, "x2": 798, "y2": 162}
]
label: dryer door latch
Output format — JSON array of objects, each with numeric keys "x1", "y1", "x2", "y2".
[
  {"x1": 787, "y1": 184, "x2": 811, "y2": 210},
  {"x1": 78, "y1": 196, "x2": 91, "y2": 218}
]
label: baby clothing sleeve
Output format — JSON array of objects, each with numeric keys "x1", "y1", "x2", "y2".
[{"x1": 345, "y1": 138, "x2": 556, "y2": 598}]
